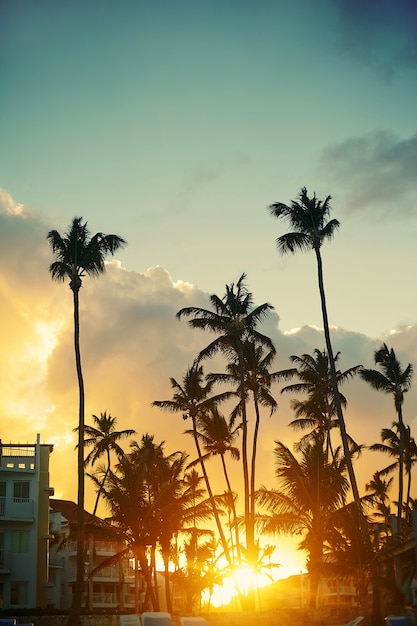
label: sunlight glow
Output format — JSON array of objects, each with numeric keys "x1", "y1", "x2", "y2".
[{"x1": 203, "y1": 565, "x2": 274, "y2": 608}]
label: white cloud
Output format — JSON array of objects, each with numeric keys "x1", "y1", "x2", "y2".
[{"x1": 1, "y1": 188, "x2": 417, "y2": 513}]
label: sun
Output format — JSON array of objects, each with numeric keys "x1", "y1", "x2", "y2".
[{"x1": 203, "y1": 564, "x2": 274, "y2": 608}]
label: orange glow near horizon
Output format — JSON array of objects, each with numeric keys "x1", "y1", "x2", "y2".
[
  {"x1": 203, "y1": 564, "x2": 272, "y2": 608},
  {"x1": 203, "y1": 553, "x2": 306, "y2": 609}
]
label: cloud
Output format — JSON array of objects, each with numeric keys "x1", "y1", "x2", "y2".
[
  {"x1": 320, "y1": 130, "x2": 417, "y2": 214},
  {"x1": 329, "y1": 0, "x2": 417, "y2": 75},
  {"x1": 1, "y1": 188, "x2": 417, "y2": 513}
]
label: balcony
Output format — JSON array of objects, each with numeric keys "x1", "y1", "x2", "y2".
[
  {"x1": 94, "y1": 541, "x2": 122, "y2": 555},
  {"x1": 0, "y1": 497, "x2": 34, "y2": 520},
  {"x1": 91, "y1": 565, "x2": 120, "y2": 580},
  {"x1": 0, "y1": 444, "x2": 36, "y2": 471},
  {"x1": 92, "y1": 592, "x2": 118, "y2": 607}
]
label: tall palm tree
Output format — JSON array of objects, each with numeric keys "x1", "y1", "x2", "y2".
[
  {"x1": 360, "y1": 344, "x2": 413, "y2": 531},
  {"x1": 281, "y1": 349, "x2": 361, "y2": 457},
  {"x1": 152, "y1": 364, "x2": 234, "y2": 566},
  {"x1": 268, "y1": 189, "x2": 361, "y2": 512},
  {"x1": 47, "y1": 217, "x2": 126, "y2": 623},
  {"x1": 208, "y1": 339, "x2": 294, "y2": 553},
  {"x1": 177, "y1": 273, "x2": 275, "y2": 564},
  {"x1": 256, "y1": 434, "x2": 349, "y2": 607},
  {"x1": 81, "y1": 411, "x2": 136, "y2": 515}
]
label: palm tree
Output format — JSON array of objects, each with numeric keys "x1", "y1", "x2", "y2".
[
  {"x1": 177, "y1": 273, "x2": 275, "y2": 564},
  {"x1": 256, "y1": 434, "x2": 349, "y2": 607},
  {"x1": 81, "y1": 411, "x2": 136, "y2": 515},
  {"x1": 364, "y1": 471, "x2": 393, "y2": 533},
  {"x1": 47, "y1": 217, "x2": 126, "y2": 623},
  {"x1": 370, "y1": 422, "x2": 417, "y2": 528},
  {"x1": 208, "y1": 339, "x2": 294, "y2": 554},
  {"x1": 281, "y1": 349, "x2": 361, "y2": 457},
  {"x1": 186, "y1": 406, "x2": 241, "y2": 559},
  {"x1": 268, "y1": 188, "x2": 361, "y2": 512},
  {"x1": 360, "y1": 344, "x2": 413, "y2": 531},
  {"x1": 152, "y1": 364, "x2": 234, "y2": 566}
]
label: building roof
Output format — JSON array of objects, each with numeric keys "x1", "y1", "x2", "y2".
[{"x1": 50, "y1": 498, "x2": 112, "y2": 529}]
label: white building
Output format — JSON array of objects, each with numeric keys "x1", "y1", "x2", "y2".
[{"x1": 0, "y1": 434, "x2": 54, "y2": 609}]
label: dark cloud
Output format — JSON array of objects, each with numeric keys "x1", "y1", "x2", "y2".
[
  {"x1": 320, "y1": 130, "x2": 417, "y2": 213},
  {"x1": 329, "y1": 0, "x2": 417, "y2": 74}
]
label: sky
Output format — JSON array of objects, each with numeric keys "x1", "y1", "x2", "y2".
[{"x1": 1, "y1": 0, "x2": 417, "y2": 579}]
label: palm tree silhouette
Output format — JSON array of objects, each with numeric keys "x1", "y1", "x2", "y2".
[
  {"x1": 186, "y1": 406, "x2": 242, "y2": 559},
  {"x1": 364, "y1": 470, "x2": 393, "y2": 533},
  {"x1": 47, "y1": 217, "x2": 125, "y2": 623},
  {"x1": 152, "y1": 364, "x2": 234, "y2": 566},
  {"x1": 370, "y1": 421, "x2": 417, "y2": 528},
  {"x1": 281, "y1": 349, "x2": 361, "y2": 457},
  {"x1": 208, "y1": 339, "x2": 294, "y2": 552},
  {"x1": 81, "y1": 411, "x2": 136, "y2": 515},
  {"x1": 177, "y1": 273, "x2": 275, "y2": 564},
  {"x1": 268, "y1": 188, "x2": 361, "y2": 511},
  {"x1": 256, "y1": 434, "x2": 349, "y2": 608},
  {"x1": 360, "y1": 343, "x2": 413, "y2": 531}
]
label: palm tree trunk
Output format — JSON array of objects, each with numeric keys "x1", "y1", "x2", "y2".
[
  {"x1": 396, "y1": 405, "x2": 405, "y2": 532},
  {"x1": 69, "y1": 287, "x2": 85, "y2": 626},
  {"x1": 220, "y1": 454, "x2": 241, "y2": 562},
  {"x1": 150, "y1": 544, "x2": 160, "y2": 610},
  {"x1": 92, "y1": 448, "x2": 111, "y2": 516},
  {"x1": 250, "y1": 396, "x2": 261, "y2": 546},
  {"x1": 314, "y1": 248, "x2": 374, "y2": 577},
  {"x1": 314, "y1": 247, "x2": 361, "y2": 508},
  {"x1": 162, "y1": 547, "x2": 172, "y2": 613},
  {"x1": 191, "y1": 416, "x2": 233, "y2": 566},
  {"x1": 238, "y1": 346, "x2": 253, "y2": 564}
]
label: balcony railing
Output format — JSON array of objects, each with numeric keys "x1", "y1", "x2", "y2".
[
  {"x1": 0, "y1": 497, "x2": 34, "y2": 519},
  {"x1": 92, "y1": 592, "x2": 117, "y2": 605},
  {"x1": 94, "y1": 541, "x2": 121, "y2": 553},
  {"x1": 91, "y1": 565, "x2": 120, "y2": 579}
]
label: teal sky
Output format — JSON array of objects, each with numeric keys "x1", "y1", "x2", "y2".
[{"x1": 2, "y1": 0, "x2": 417, "y2": 337}]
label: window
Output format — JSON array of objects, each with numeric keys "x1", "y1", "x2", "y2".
[
  {"x1": 13, "y1": 481, "x2": 29, "y2": 502},
  {"x1": 10, "y1": 581, "x2": 28, "y2": 605},
  {"x1": 11, "y1": 531, "x2": 29, "y2": 553}
]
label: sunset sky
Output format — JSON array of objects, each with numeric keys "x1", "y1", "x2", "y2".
[{"x1": 1, "y1": 0, "x2": 417, "y2": 579}]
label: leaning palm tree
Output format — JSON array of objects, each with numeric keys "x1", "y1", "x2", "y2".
[
  {"x1": 268, "y1": 189, "x2": 361, "y2": 512},
  {"x1": 177, "y1": 273, "x2": 275, "y2": 565},
  {"x1": 360, "y1": 344, "x2": 413, "y2": 531},
  {"x1": 152, "y1": 364, "x2": 234, "y2": 566},
  {"x1": 186, "y1": 406, "x2": 242, "y2": 559},
  {"x1": 47, "y1": 217, "x2": 126, "y2": 623},
  {"x1": 81, "y1": 411, "x2": 136, "y2": 515}
]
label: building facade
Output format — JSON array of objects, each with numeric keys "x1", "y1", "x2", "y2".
[
  {"x1": 48, "y1": 499, "x2": 138, "y2": 611},
  {"x1": 0, "y1": 434, "x2": 54, "y2": 609}
]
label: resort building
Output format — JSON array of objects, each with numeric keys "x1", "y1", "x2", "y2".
[
  {"x1": 0, "y1": 434, "x2": 54, "y2": 609},
  {"x1": 48, "y1": 498, "x2": 138, "y2": 610}
]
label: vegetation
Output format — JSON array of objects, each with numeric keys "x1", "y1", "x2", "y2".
[
  {"x1": 47, "y1": 218, "x2": 126, "y2": 625},
  {"x1": 47, "y1": 192, "x2": 417, "y2": 622}
]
